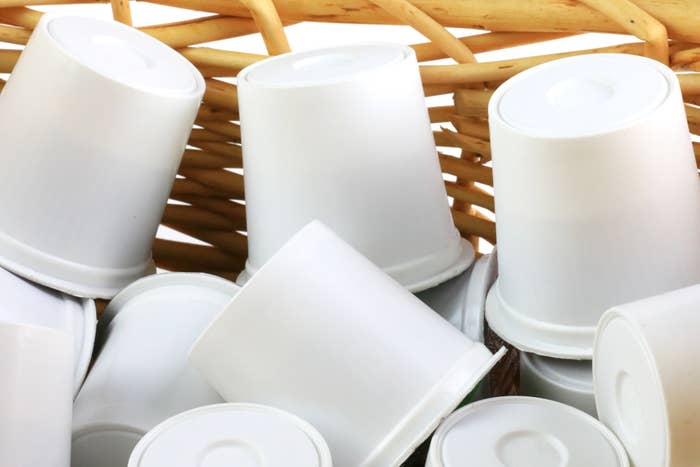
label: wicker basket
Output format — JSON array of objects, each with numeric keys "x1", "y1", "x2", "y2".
[{"x1": 1, "y1": 0, "x2": 699, "y2": 450}]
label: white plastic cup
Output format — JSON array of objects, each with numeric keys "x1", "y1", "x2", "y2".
[
  {"x1": 71, "y1": 273, "x2": 239, "y2": 467},
  {"x1": 0, "y1": 266, "x2": 95, "y2": 397},
  {"x1": 0, "y1": 15, "x2": 205, "y2": 299},
  {"x1": 190, "y1": 221, "x2": 504, "y2": 467},
  {"x1": 237, "y1": 44, "x2": 473, "y2": 292},
  {"x1": 594, "y1": 284, "x2": 700, "y2": 467},
  {"x1": 417, "y1": 251, "x2": 497, "y2": 343},
  {"x1": 520, "y1": 352, "x2": 596, "y2": 417},
  {"x1": 486, "y1": 53, "x2": 700, "y2": 359},
  {"x1": 128, "y1": 404, "x2": 333, "y2": 467},
  {"x1": 426, "y1": 397, "x2": 628, "y2": 467},
  {"x1": 0, "y1": 321, "x2": 73, "y2": 467}
]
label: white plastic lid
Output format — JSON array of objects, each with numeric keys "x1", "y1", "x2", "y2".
[
  {"x1": 523, "y1": 353, "x2": 593, "y2": 393},
  {"x1": 594, "y1": 311, "x2": 667, "y2": 467},
  {"x1": 240, "y1": 43, "x2": 409, "y2": 87},
  {"x1": 129, "y1": 404, "x2": 332, "y2": 467},
  {"x1": 428, "y1": 397, "x2": 628, "y2": 467},
  {"x1": 46, "y1": 15, "x2": 202, "y2": 95},
  {"x1": 0, "y1": 267, "x2": 95, "y2": 396},
  {"x1": 494, "y1": 54, "x2": 670, "y2": 138}
]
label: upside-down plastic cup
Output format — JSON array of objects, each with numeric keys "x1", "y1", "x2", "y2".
[
  {"x1": 0, "y1": 321, "x2": 73, "y2": 467},
  {"x1": 190, "y1": 221, "x2": 504, "y2": 467},
  {"x1": 520, "y1": 352, "x2": 596, "y2": 417},
  {"x1": 418, "y1": 252, "x2": 498, "y2": 343},
  {"x1": 237, "y1": 44, "x2": 473, "y2": 292},
  {"x1": 0, "y1": 266, "x2": 95, "y2": 397},
  {"x1": 594, "y1": 284, "x2": 700, "y2": 467},
  {"x1": 72, "y1": 273, "x2": 239, "y2": 467},
  {"x1": 128, "y1": 404, "x2": 333, "y2": 467},
  {"x1": 486, "y1": 53, "x2": 700, "y2": 359},
  {"x1": 426, "y1": 397, "x2": 628, "y2": 467},
  {"x1": 0, "y1": 15, "x2": 205, "y2": 299}
]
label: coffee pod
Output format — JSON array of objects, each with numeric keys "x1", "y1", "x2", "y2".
[
  {"x1": 0, "y1": 322, "x2": 73, "y2": 467},
  {"x1": 128, "y1": 404, "x2": 332, "y2": 467},
  {"x1": 238, "y1": 44, "x2": 473, "y2": 292},
  {"x1": 594, "y1": 284, "x2": 700, "y2": 467},
  {"x1": 0, "y1": 15, "x2": 205, "y2": 298},
  {"x1": 190, "y1": 221, "x2": 504, "y2": 467},
  {"x1": 486, "y1": 53, "x2": 700, "y2": 358},
  {"x1": 72, "y1": 273, "x2": 239, "y2": 467},
  {"x1": 426, "y1": 396, "x2": 628, "y2": 467},
  {"x1": 520, "y1": 352, "x2": 596, "y2": 417},
  {"x1": 0, "y1": 266, "x2": 95, "y2": 397}
]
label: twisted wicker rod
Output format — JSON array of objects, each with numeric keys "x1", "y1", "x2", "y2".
[
  {"x1": 196, "y1": 104, "x2": 237, "y2": 121},
  {"x1": 187, "y1": 141, "x2": 242, "y2": 160},
  {"x1": 452, "y1": 209, "x2": 496, "y2": 244},
  {"x1": 110, "y1": 0, "x2": 132, "y2": 25},
  {"x1": 452, "y1": 116, "x2": 490, "y2": 141},
  {"x1": 162, "y1": 204, "x2": 243, "y2": 231},
  {"x1": 171, "y1": 178, "x2": 230, "y2": 198},
  {"x1": 412, "y1": 31, "x2": 576, "y2": 62},
  {"x1": 438, "y1": 153, "x2": 492, "y2": 186},
  {"x1": 189, "y1": 128, "x2": 230, "y2": 143},
  {"x1": 434, "y1": 129, "x2": 490, "y2": 160},
  {"x1": 577, "y1": 0, "x2": 668, "y2": 64},
  {"x1": 180, "y1": 149, "x2": 241, "y2": 169},
  {"x1": 0, "y1": 24, "x2": 28, "y2": 44},
  {"x1": 368, "y1": 0, "x2": 475, "y2": 63},
  {"x1": 178, "y1": 168, "x2": 245, "y2": 199},
  {"x1": 203, "y1": 79, "x2": 237, "y2": 112},
  {"x1": 162, "y1": 222, "x2": 249, "y2": 257},
  {"x1": 236, "y1": 0, "x2": 290, "y2": 54},
  {"x1": 153, "y1": 238, "x2": 245, "y2": 270},
  {"x1": 445, "y1": 182, "x2": 495, "y2": 211},
  {"x1": 454, "y1": 88, "x2": 492, "y2": 118},
  {"x1": 672, "y1": 47, "x2": 700, "y2": 66},
  {"x1": 169, "y1": 194, "x2": 246, "y2": 221},
  {"x1": 139, "y1": 0, "x2": 700, "y2": 43}
]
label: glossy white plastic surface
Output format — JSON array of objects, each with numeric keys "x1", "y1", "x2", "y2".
[
  {"x1": 0, "y1": 266, "x2": 95, "y2": 397},
  {"x1": 520, "y1": 353, "x2": 596, "y2": 417},
  {"x1": 0, "y1": 15, "x2": 205, "y2": 298},
  {"x1": 238, "y1": 44, "x2": 473, "y2": 292},
  {"x1": 190, "y1": 221, "x2": 504, "y2": 467},
  {"x1": 417, "y1": 252, "x2": 497, "y2": 343},
  {"x1": 72, "y1": 273, "x2": 239, "y2": 467},
  {"x1": 129, "y1": 404, "x2": 333, "y2": 467},
  {"x1": 487, "y1": 54, "x2": 700, "y2": 358},
  {"x1": 426, "y1": 397, "x2": 628, "y2": 467},
  {"x1": 594, "y1": 285, "x2": 700, "y2": 467},
  {"x1": 0, "y1": 322, "x2": 73, "y2": 467}
]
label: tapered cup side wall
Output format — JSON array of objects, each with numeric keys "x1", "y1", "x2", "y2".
[
  {"x1": 71, "y1": 273, "x2": 238, "y2": 467},
  {"x1": 0, "y1": 15, "x2": 205, "y2": 298},
  {"x1": 190, "y1": 221, "x2": 503, "y2": 467},
  {"x1": 0, "y1": 322, "x2": 73, "y2": 467},
  {"x1": 594, "y1": 285, "x2": 700, "y2": 467},
  {"x1": 486, "y1": 53, "x2": 700, "y2": 358},
  {"x1": 520, "y1": 352, "x2": 596, "y2": 417},
  {"x1": 237, "y1": 44, "x2": 473, "y2": 292}
]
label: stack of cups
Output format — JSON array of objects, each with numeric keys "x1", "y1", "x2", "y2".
[
  {"x1": 485, "y1": 53, "x2": 700, "y2": 411},
  {"x1": 72, "y1": 274, "x2": 239, "y2": 467},
  {"x1": 190, "y1": 221, "x2": 504, "y2": 467},
  {"x1": 237, "y1": 43, "x2": 473, "y2": 292},
  {"x1": 0, "y1": 14, "x2": 205, "y2": 467}
]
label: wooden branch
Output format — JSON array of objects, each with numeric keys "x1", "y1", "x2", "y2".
[
  {"x1": 110, "y1": 0, "x2": 132, "y2": 25},
  {"x1": 163, "y1": 203, "x2": 243, "y2": 231},
  {"x1": 163, "y1": 222, "x2": 248, "y2": 256},
  {"x1": 237, "y1": 0, "x2": 290, "y2": 55},
  {"x1": 141, "y1": 15, "x2": 259, "y2": 48},
  {"x1": 679, "y1": 73, "x2": 700, "y2": 96},
  {"x1": 452, "y1": 115, "x2": 490, "y2": 141},
  {"x1": 368, "y1": 0, "x2": 475, "y2": 63},
  {"x1": 445, "y1": 181, "x2": 495, "y2": 211},
  {"x1": 577, "y1": 0, "x2": 668, "y2": 64},
  {"x1": 0, "y1": 49, "x2": 20, "y2": 73},
  {"x1": 204, "y1": 78, "x2": 238, "y2": 112},
  {"x1": 428, "y1": 105, "x2": 456, "y2": 123},
  {"x1": 180, "y1": 47, "x2": 265, "y2": 73},
  {"x1": 434, "y1": 128, "x2": 491, "y2": 160},
  {"x1": 0, "y1": 7, "x2": 43, "y2": 28},
  {"x1": 197, "y1": 104, "x2": 238, "y2": 121},
  {"x1": 439, "y1": 153, "x2": 493, "y2": 185},
  {"x1": 452, "y1": 209, "x2": 496, "y2": 244},
  {"x1": 0, "y1": 24, "x2": 30, "y2": 44},
  {"x1": 153, "y1": 238, "x2": 244, "y2": 270},
  {"x1": 454, "y1": 88, "x2": 493, "y2": 118}
]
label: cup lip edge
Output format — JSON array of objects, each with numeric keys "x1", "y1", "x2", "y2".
[{"x1": 427, "y1": 395, "x2": 630, "y2": 467}]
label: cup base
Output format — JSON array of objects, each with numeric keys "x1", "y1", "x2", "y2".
[
  {"x1": 239, "y1": 237, "x2": 475, "y2": 293},
  {"x1": 485, "y1": 281, "x2": 595, "y2": 359},
  {"x1": 0, "y1": 230, "x2": 156, "y2": 299},
  {"x1": 361, "y1": 344, "x2": 506, "y2": 467}
]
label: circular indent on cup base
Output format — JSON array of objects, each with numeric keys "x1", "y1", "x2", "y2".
[
  {"x1": 614, "y1": 371, "x2": 643, "y2": 444},
  {"x1": 493, "y1": 53, "x2": 669, "y2": 137},
  {"x1": 495, "y1": 430, "x2": 568, "y2": 467},
  {"x1": 429, "y1": 396, "x2": 627, "y2": 467},
  {"x1": 240, "y1": 43, "x2": 409, "y2": 86},
  {"x1": 46, "y1": 15, "x2": 201, "y2": 94},
  {"x1": 198, "y1": 441, "x2": 262, "y2": 467}
]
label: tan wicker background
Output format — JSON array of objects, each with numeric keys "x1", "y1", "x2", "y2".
[{"x1": 1, "y1": 0, "x2": 700, "y2": 421}]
